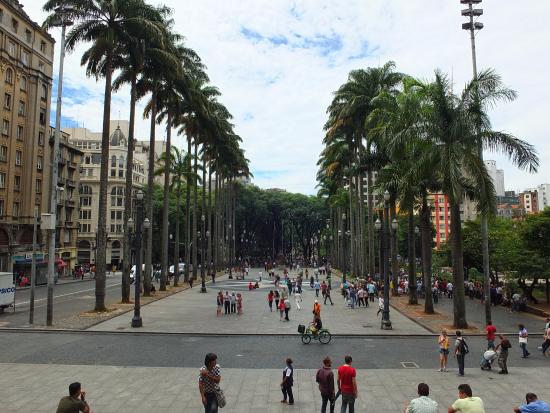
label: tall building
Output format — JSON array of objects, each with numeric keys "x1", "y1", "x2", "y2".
[
  {"x1": 484, "y1": 160, "x2": 505, "y2": 196},
  {"x1": 65, "y1": 121, "x2": 147, "y2": 267},
  {"x1": 535, "y1": 184, "x2": 550, "y2": 211},
  {"x1": 42, "y1": 127, "x2": 83, "y2": 273},
  {"x1": 519, "y1": 190, "x2": 538, "y2": 214},
  {"x1": 0, "y1": 0, "x2": 54, "y2": 271}
]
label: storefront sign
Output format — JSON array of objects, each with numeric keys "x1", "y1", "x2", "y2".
[{"x1": 0, "y1": 272, "x2": 15, "y2": 307}]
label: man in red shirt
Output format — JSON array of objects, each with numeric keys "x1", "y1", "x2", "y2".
[
  {"x1": 337, "y1": 355, "x2": 357, "y2": 412},
  {"x1": 486, "y1": 321, "x2": 497, "y2": 350}
]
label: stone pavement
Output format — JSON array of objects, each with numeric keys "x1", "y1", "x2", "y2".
[
  {"x1": 89, "y1": 268, "x2": 429, "y2": 335},
  {"x1": 2, "y1": 362, "x2": 549, "y2": 412}
]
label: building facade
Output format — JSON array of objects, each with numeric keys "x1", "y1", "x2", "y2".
[
  {"x1": 535, "y1": 184, "x2": 550, "y2": 211},
  {"x1": 65, "y1": 121, "x2": 147, "y2": 267},
  {"x1": 42, "y1": 127, "x2": 83, "y2": 273},
  {"x1": 519, "y1": 190, "x2": 538, "y2": 214},
  {"x1": 0, "y1": 0, "x2": 54, "y2": 271},
  {"x1": 484, "y1": 160, "x2": 505, "y2": 197}
]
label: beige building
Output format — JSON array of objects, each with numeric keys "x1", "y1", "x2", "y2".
[
  {"x1": 65, "y1": 121, "x2": 147, "y2": 267},
  {"x1": 42, "y1": 127, "x2": 83, "y2": 273},
  {"x1": 0, "y1": 0, "x2": 54, "y2": 272}
]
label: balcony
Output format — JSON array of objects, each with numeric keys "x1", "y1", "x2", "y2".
[
  {"x1": 58, "y1": 157, "x2": 67, "y2": 166},
  {"x1": 67, "y1": 160, "x2": 77, "y2": 169},
  {"x1": 66, "y1": 179, "x2": 75, "y2": 187},
  {"x1": 65, "y1": 221, "x2": 76, "y2": 228},
  {"x1": 65, "y1": 200, "x2": 75, "y2": 207}
]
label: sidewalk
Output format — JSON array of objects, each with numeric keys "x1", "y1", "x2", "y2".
[
  {"x1": 1, "y1": 363, "x2": 548, "y2": 412},
  {"x1": 90, "y1": 268, "x2": 429, "y2": 335},
  {"x1": 391, "y1": 292, "x2": 546, "y2": 334}
]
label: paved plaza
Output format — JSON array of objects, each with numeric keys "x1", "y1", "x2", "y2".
[
  {"x1": 90, "y1": 268, "x2": 429, "y2": 335},
  {"x1": 2, "y1": 363, "x2": 549, "y2": 413}
]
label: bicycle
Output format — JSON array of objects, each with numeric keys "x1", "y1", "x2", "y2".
[{"x1": 298, "y1": 324, "x2": 332, "y2": 344}]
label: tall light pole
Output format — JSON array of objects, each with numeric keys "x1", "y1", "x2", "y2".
[
  {"x1": 46, "y1": 6, "x2": 73, "y2": 326},
  {"x1": 131, "y1": 190, "x2": 146, "y2": 328},
  {"x1": 461, "y1": 0, "x2": 491, "y2": 324},
  {"x1": 29, "y1": 207, "x2": 38, "y2": 324},
  {"x1": 200, "y1": 214, "x2": 206, "y2": 292},
  {"x1": 342, "y1": 212, "x2": 347, "y2": 282},
  {"x1": 381, "y1": 190, "x2": 393, "y2": 329}
]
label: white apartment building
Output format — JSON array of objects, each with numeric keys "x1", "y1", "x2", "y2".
[
  {"x1": 535, "y1": 184, "x2": 550, "y2": 211},
  {"x1": 484, "y1": 160, "x2": 505, "y2": 197}
]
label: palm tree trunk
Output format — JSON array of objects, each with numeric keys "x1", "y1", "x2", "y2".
[
  {"x1": 207, "y1": 162, "x2": 212, "y2": 280},
  {"x1": 450, "y1": 199, "x2": 468, "y2": 328},
  {"x1": 421, "y1": 193, "x2": 434, "y2": 314},
  {"x1": 367, "y1": 170, "x2": 375, "y2": 278},
  {"x1": 173, "y1": 185, "x2": 181, "y2": 287},
  {"x1": 213, "y1": 170, "x2": 219, "y2": 272},
  {"x1": 185, "y1": 135, "x2": 191, "y2": 282},
  {"x1": 407, "y1": 209, "x2": 418, "y2": 304},
  {"x1": 121, "y1": 72, "x2": 136, "y2": 304},
  {"x1": 192, "y1": 138, "x2": 198, "y2": 281},
  {"x1": 94, "y1": 54, "x2": 113, "y2": 311},
  {"x1": 390, "y1": 200, "x2": 399, "y2": 296},
  {"x1": 144, "y1": 85, "x2": 157, "y2": 296},
  {"x1": 348, "y1": 171, "x2": 354, "y2": 277},
  {"x1": 358, "y1": 170, "x2": 365, "y2": 277},
  {"x1": 201, "y1": 146, "x2": 207, "y2": 289},
  {"x1": 160, "y1": 113, "x2": 171, "y2": 291}
]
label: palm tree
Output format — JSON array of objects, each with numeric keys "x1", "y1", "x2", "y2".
[{"x1": 43, "y1": 0, "x2": 167, "y2": 311}]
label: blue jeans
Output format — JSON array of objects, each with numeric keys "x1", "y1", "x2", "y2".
[
  {"x1": 204, "y1": 392, "x2": 218, "y2": 413},
  {"x1": 457, "y1": 354, "x2": 465, "y2": 375},
  {"x1": 340, "y1": 393, "x2": 355, "y2": 413},
  {"x1": 520, "y1": 342, "x2": 530, "y2": 357}
]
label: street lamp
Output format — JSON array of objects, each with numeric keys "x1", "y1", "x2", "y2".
[
  {"x1": 375, "y1": 218, "x2": 382, "y2": 277},
  {"x1": 381, "y1": 191, "x2": 392, "y2": 330},
  {"x1": 461, "y1": 0, "x2": 490, "y2": 326},
  {"x1": 342, "y1": 212, "x2": 347, "y2": 281},
  {"x1": 45, "y1": 5, "x2": 74, "y2": 327},
  {"x1": 131, "y1": 190, "x2": 146, "y2": 328}
]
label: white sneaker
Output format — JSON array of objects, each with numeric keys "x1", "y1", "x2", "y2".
[{"x1": 437, "y1": 368, "x2": 443, "y2": 372}]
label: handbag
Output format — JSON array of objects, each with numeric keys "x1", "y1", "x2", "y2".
[{"x1": 214, "y1": 384, "x2": 226, "y2": 408}]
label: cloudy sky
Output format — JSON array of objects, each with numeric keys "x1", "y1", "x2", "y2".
[{"x1": 26, "y1": 0, "x2": 549, "y2": 194}]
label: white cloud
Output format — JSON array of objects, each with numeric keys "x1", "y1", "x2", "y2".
[{"x1": 26, "y1": 0, "x2": 549, "y2": 194}]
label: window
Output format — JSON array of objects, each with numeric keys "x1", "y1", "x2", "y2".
[
  {"x1": 39, "y1": 109, "x2": 46, "y2": 125},
  {"x1": 110, "y1": 169, "x2": 116, "y2": 177},
  {"x1": 78, "y1": 223, "x2": 91, "y2": 233},
  {"x1": 16, "y1": 125, "x2": 23, "y2": 141},
  {"x1": 41, "y1": 84, "x2": 47, "y2": 100},
  {"x1": 80, "y1": 185, "x2": 92, "y2": 195},
  {"x1": 12, "y1": 202, "x2": 19, "y2": 218},
  {"x1": 37, "y1": 155, "x2": 43, "y2": 170},
  {"x1": 0, "y1": 146, "x2": 6, "y2": 162},
  {"x1": 0, "y1": 9, "x2": 3, "y2": 23},
  {"x1": 22, "y1": 51, "x2": 29, "y2": 65},
  {"x1": 7, "y1": 42, "x2": 15, "y2": 57},
  {"x1": 15, "y1": 150, "x2": 22, "y2": 166},
  {"x1": 20, "y1": 76, "x2": 26, "y2": 91},
  {"x1": 0, "y1": 172, "x2": 5, "y2": 188},
  {"x1": 4, "y1": 93, "x2": 11, "y2": 110},
  {"x1": 18, "y1": 101, "x2": 25, "y2": 116},
  {"x1": 14, "y1": 175, "x2": 20, "y2": 191},
  {"x1": 111, "y1": 155, "x2": 116, "y2": 167},
  {"x1": 11, "y1": 18, "x2": 18, "y2": 33},
  {"x1": 1, "y1": 119, "x2": 8, "y2": 135},
  {"x1": 38, "y1": 132, "x2": 44, "y2": 146},
  {"x1": 25, "y1": 29, "x2": 31, "y2": 43},
  {"x1": 40, "y1": 41, "x2": 46, "y2": 53},
  {"x1": 80, "y1": 197, "x2": 91, "y2": 207},
  {"x1": 79, "y1": 210, "x2": 91, "y2": 220},
  {"x1": 110, "y1": 186, "x2": 124, "y2": 207},
  {"x1": 36, "y1": 179, "x2": 41, "y2": 193},
  {"x1": 111, "y1": 210, "x2": 122, "y2": 220},
  {"x1": 0, "y1": 200, "x2": 3, "y2": 216},
  {"x1": 38, "y1": 61, "x2": 45, "y2": 71},
  {"x1": 118, "y1": 169, "x2": 124, "y2": 178}
]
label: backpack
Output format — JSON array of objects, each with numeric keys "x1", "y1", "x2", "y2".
[{"x1": 459, "y1": 338, "x2": 469, "y2": 355}]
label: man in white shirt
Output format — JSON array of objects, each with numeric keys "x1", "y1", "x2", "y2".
[{"x1": 404, "y1": 383, "x2": 438, "y2": 413}]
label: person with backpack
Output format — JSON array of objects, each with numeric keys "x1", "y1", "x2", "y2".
[
  {"x1": 280, "y1": 358, "x2": 294, "y2": 405},
  {"x1": 455, "y1": 330, "x2": 469, "y2": 377},
  {"x1": 495, "y1": 334, "x2": 511, "y2": 374}
]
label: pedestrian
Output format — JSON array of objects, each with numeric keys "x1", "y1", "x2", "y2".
[
  {"x1": 216, "y1": 292, "x2": 223, "y2": 317},
  {"x1": 314, "y1": 279, "x2": 321, "y2": 297},
  {"x1": 448, "y1": 384, "x2": 485, "y2": 413},
  {"x1": 495, "y1": 334, "x2": 511, "y2": 374},
  {"x1": 223, "y1": 291, "x2": 230, "y2": 315},
  {"x1": 324, "y1": 286, "x2": 334, "y2": 305},
  {"x1": 189, "y1": 277, "x2": 193, "y2": 288},
  {"x1": 377, "y1": 296, "x2": 384, "y2": 316},
  {"x1": 56, "y1": 382, "x2": 91, "y2": 413},
  {"x1": 514, "y1": 392, "x2": 550, "y2": 413},
  {"x1": 295, "y1": 291, "x2": 302, "y2": 310},
  {"x1": 540, "y1": 317, "x2": 550, "y2": 356},
  {"x1": 447, "y1": 281, "x2": 453, "y2": 299},
  {"x1": 268, "y1": 290, "x2": 274, "y2": 312},
  {"x1": 486, "y1": 321, "x2": 497, "y2": 350},
  {"x1": 367, "y1": 281, "x2": 376, "y2": 302},
  {"x1": 236, "y1": 293, "x2": 243, "y2": 315},
  {"x1": 274, "y1": 289, "x2": 280, "y2": 310},
  {"x1": 230, "y1": 292, "x2": 237, "y2": 313},
  {"x1": 454, "y1": 330, "x2": 468, "y2": 377},
  {"x1": 337, "y1": 355, "x2": 357, "y2": 413},
  {"x1": 403, "y1": 382, "x2": 438, "y2": 413},
  {"x1": 313, "y1": 299, "x2": 321, "y2": 318},
  {"x1": 279, "y1": 298, "x2": 285, "y2": 321},
  {"x1": 519, "y1": 324, "x2": 530, "y2": 358},
  {"x1": 438, "y1": 329, "x2": 450, "y2": 372},
  {"x1": 281, "y1": 358, "x2": 294, "y2": 405},
  {"x1": 316, "y1": 356, "x2": 335, "y2": 413},
  {"x1": 199, "y1": 353, "x2": 223, "y2": 413},
  {"x1": 284, "y1": 297, "x2": 291, "y2": 321}
]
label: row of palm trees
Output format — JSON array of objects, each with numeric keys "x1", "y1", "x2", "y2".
[
  {"x1": 317, "y1": 61, "x2": 538, "y2": 328},
  {"x1": 44, "y1": 0, "x2": 249, "y2": 310}
]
